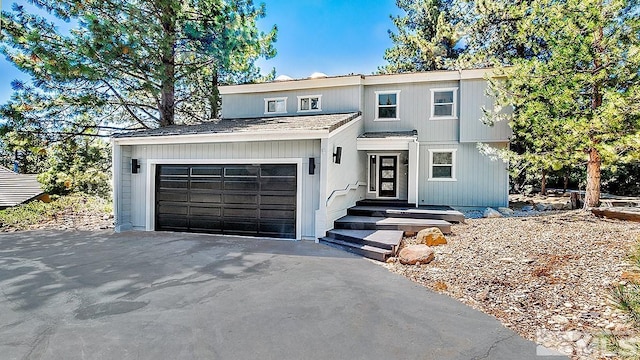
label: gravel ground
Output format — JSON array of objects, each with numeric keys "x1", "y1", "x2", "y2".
[{"x1": 383, "y1": 211, "x2": 640, "y2": 359}]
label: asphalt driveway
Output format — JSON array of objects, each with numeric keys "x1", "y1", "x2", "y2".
[{"x1": 0, "y1": 231, "x2": 563, "y2": 359}]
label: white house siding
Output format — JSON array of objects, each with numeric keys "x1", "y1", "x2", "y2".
[
  {"x1": 113, "y1": 144, "x2": 133, "y2": 230},
  {"x1": 221, "y1": 86, "x2": 361, "y2": 119},
  {"x1": 362, "y1": 81, "x2": 460, "y2": 143},
  {"x1": 459, "y1": 79, "x2": 512, "y2": 143},
  {"x1": 118, "y1": 140, "x2": 321, "y2": 239},
  {"x1": 418, "y1": 142, "x2": 508, "y2": 207},
  {"x1": 323, "y1": 118, "x2": 366, "y2": 233}
]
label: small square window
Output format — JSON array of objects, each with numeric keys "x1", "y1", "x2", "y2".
[
  {"x1": 428, "y1": 149, "x2": 456, "y2": 181},
  {"x1": 430, "y1": 88, "x2": 458, "y2": 120},
  {"x1": 298, "y1": 95, "x2": 322, "y2": 112},
  {"x1": 264, "y1": 97, "x2": 287, "y2": 114},
  {"x1": 375, "y1": 91, "x2": 400, "y2": 121}
]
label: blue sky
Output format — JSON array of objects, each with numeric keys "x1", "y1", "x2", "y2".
[{"x1": 0, "y1": 0, "x2": 400, "y2": 105}]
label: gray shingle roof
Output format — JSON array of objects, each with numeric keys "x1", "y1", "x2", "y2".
[
  {"x1": 0, "y1": 166, "x2": 45, "y2": 208},
  {"x1": 358, "y1": 130, "x2": 418, "y2": 139},
  {"x1": 113, "y1": 112, "x2": 361, "y2": 139}
]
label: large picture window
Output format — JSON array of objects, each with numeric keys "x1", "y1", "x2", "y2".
[
  {"x1": 430, "y1": 88, "x2": 458, "y2": 120},
  {"x1": 428, "y1": 149, "x2": 457, "y2": 181},
  {"x1": 375, "y1": 91, "x2": 400, "y2": 120}
]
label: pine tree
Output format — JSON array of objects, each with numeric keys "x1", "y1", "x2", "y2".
[
  {"x1": 379, "y1": 0, "x2": 463, "y2": 73},
  {"x1": 487, "y1": 0, "x2": 640, "y2": 207},
  {"x1": 0, "y1": 0, "x2": 276, "y2": 139}
]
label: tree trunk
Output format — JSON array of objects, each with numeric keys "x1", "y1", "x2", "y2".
[
  {"x1": 159, "y1": 5, "x2": 176, "y2": 127},
  {"x1": 583, "y1": 148, "x2": 601, "y2": 208},
  {"x1": 209, "y1": 69, "x2": 219, "y2": 120},
  {"x1": 540, "y1": 170, "x2": 547, "y2": 195},
  {"x1": 563, "y1": 173, "x2": 569, "y2": 193}
]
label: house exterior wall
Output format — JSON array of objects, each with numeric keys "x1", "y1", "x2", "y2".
[
  {"x1": 322, "y1": 117, "x2": 366, "y2": 234},
  {"x1": 418, "y1": 142, "x2": 509, "y2": 207},
  {"x1": 113, "y1": 144, "x2": 133, "y2": 231},
  {"x1": 221, "y1": 86, "x2": 361, "y2": 119},
  {"x1": 117, "y1": 140, "x2": 321, "y2": 239},
  {"x1": 459, "y1": 79, "x2": 512, "y2": 143},
  {"x1": 362, "y1": 81, "x2": 460, "y2": 143}
]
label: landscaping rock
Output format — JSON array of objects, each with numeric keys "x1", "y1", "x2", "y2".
[
  {"x1": 522, "y1": 205, "x2": 535, "y2": 212},
  {"x1": 536, "y1": 203, "x2": 552, "y2": 211},
  {"x1": 398, "y1": 245, "x2": 435, "y2": 265},
  {"x1": 417, "y1": 227, "x2": 447, "y2": 246},
  {"x1": 484, "y1": 207, "x2": 503, "y2": 218},
  {"x1": 498, "y1": 207, "x2": 515, "y2": 216}
]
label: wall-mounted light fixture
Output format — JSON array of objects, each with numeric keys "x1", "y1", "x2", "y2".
[
  {"x1": 333, "y1": 146, "x2": 342, "y2": 164},
  {"x1": 309, "y1": 157, "x2": 316, "y2": 175},
  {"x1": 132, "y1": 159, "x2": 140, "y2": 174}
]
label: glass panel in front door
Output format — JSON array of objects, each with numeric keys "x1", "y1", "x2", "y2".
[{"x1": 378, "y1": 156, "x2": 397, "y2": 198}]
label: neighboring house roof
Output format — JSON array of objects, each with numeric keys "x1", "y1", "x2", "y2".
[
  {"x1": 0, "y1": 166, "x2": 45, "y2": 209},
  {"x1": 112, "y1": 112, "x2": 361, "y2": 143}
]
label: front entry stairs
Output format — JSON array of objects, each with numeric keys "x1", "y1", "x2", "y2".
[{"x1": 319, "y1": 200, "x2": 465, "y2": 261}]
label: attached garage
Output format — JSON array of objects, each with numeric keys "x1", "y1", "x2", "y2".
[{"x1": 155, "y1": 164, "x2": 297, "y2": 238}]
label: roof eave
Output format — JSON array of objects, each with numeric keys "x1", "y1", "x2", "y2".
[{"x1": 112, "y1": 129, "x2": 332, "y2": 145}]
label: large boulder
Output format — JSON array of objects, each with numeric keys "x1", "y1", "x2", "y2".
[
  {"x1": 398, "y1": 245, "x2": 435, "y2": 265},
  {"x1": 417, "y1": 227, "x2": 447, "y2": 246},
  {"x1": 484, "y1": 207, "x2": 503, "y2": 218},
  {"x1": 498, "y1": 207, "x2": 514, "y2": 216}
]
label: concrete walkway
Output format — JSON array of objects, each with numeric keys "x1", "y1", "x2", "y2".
[{"x1": 0, "y1": 231, "x2": 564, "y2": 359}]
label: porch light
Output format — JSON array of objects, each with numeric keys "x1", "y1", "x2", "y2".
[{"x1": 333, "y1": 147, "x2": 342, "y2": 164}]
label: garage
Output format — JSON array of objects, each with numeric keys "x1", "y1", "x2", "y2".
[{"x1": 155, "y1": 164, "x2": 297, "y2": 238}]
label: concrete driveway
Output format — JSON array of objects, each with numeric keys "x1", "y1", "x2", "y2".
[{"x1": 0, "y1": 231, "x2": 563, "y2": 359}]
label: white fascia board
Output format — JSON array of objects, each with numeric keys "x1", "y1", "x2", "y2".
[
  {"x1": 113, "y1": 130, "x2": 329, "y2": 145},
  {"x1": 356, "y1": 137, "x2": 414, "y2": 151},
  {"x1": 219, "y1": 75, "x2": 364, "y2": 95},
  {"x1": 363, "y1": 69, "x2": 496, "y2": 85}
]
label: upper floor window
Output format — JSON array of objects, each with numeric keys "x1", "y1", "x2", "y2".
[
  {"x1": 430, "y1": 88, "x2": 458, "y2": 120},
  {"x1": 375, "y1": 90, "x2": 400, "y2": 121},
  {"x1": 428, "y1": 149, "x2": 457, "y2": 181},
  {"x1": 264, "y1": 97, "x2": 287, "y2": 114},
  {"x1": 297, "y1": 95, "x2": 322, "y2": 112}
]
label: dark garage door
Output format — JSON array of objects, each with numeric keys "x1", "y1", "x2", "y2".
[{"x1": 155, "y1": 164, "x2": 297, "y2": 238}]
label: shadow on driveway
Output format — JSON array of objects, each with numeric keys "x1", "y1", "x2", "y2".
[{"x1": 0, "y1": 230, "x2": 565, "y2": 359}]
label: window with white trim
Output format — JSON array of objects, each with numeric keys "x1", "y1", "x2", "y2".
[
  {"x1": 375, "y1": 91, "x2": 400, "y2": 120},
  {"x1": 428, "y1": 149, "x2": 457, "y2": 181},
  {"x1": 297, "y1": 95, "x2": 321, "y2": 112},
  {"x1": 430, "y1": 88, "x2": 458, "y2": 120},
  {"x1": 264, "y1": 97, "x2": 287, "y2": 114}
]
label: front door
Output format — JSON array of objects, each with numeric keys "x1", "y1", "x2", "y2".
[{"x1": 378, "y1": 156, "x2": 397, "y2": 198}]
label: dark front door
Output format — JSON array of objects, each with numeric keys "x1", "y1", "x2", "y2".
[
  {"x1": 155, "y1": 164, "x2": 297, "y2": 238},
  {"x1": 378, "y1": 156, "x2": 397, "y2": 198}
]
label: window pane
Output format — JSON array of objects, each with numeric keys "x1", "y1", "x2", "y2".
[
  {"x1": 434, "y1": 104, "x2": 453, "y2": 116},
  {"x1": 369, "y1": 156, "x2": 377, "y2": 192},
  {"x1": 432, "y1": 166, "x2": 452, "y2": 178},
  {"x1": 267, "y1": 100, "x2": 276, "y2": 112},
  {"x1": 310, "y1": 98, "x2": 319, "y2": 109},
  {"x1": 381, "y1": 182, "x2": 394, "y2": 191},
  {"x1": 378, "y1": 107, "x2": 396, "y2": 118},
  {"x1": 300, "y1": 98, "x2": 309, "y2": 110},
  {"x1": 381, "y1": 158, "x2": 395, "y2": 167},
  {"x1": 378, "y1": 93, "x2": 396, "y2": 106},
  {"x1": 275, "y1": 100, "x2": 286, "y2": 112},
  {"x1": 434, "y1": 91, "x2": 453, "y2": 104},
  {"x1": 433, "y1": 152, "x2": 452, "y2": 165}
]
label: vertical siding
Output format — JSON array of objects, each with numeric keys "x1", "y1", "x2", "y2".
[
  {"x1": 119, "y1": 145, "x2": 132, "y2": 229},
  {"x1": 459, "y1": 79, "x2": 512, "y2": 142},
  {"x1": 325, "y1": 118, "x2": 366, "y2": 229},
  {"x1": 126, "y1": 140, "x2": 321, "y2": 239},
  {"x1": 362, "y1": 81, "x2": 460, "y2": 142},
  {"x1": 418, "y1": 142, "x2": 508, "y2": 207},
  {"x1": 221, "y1": 86, "x2": 361, "y2": 119}
]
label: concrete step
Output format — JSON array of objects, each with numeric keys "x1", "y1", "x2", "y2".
[
  {"x1": 356, "y1": 199, "x2": 415, "y2": 208},
  {"x1": 326, "y1": 229, "x2": 403, "y2": 252},
  {"x1": 334, "y1": 215, "x2": 452, "y2": 234},
  {"x1": 319, "y1": 237, "x2": 393, "y2": 262},
  {"x1": 347, "y1": 206, "x2": 465, "y2": 223}
]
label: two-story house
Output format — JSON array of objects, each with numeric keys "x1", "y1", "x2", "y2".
[{"x1": 112, "y1": 69, "x2": 511, "y2": 241}]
